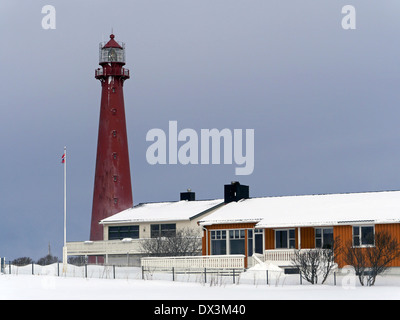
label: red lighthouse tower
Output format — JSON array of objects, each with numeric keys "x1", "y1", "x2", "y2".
[{"x1": 90, "y1": 34, "x2": 133, "y2": 242}]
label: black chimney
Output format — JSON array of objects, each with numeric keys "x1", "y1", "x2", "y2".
[
  {"x1": 180, "y1": 188, "x2": 195, "y2": 201},
  {"x1": 224, "y1": 181, "x2": 249, "y2": 203}
]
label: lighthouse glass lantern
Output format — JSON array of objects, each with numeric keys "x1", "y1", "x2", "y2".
[{"x1": 99, "y1": 34, "x2": 126, "y2": 64}]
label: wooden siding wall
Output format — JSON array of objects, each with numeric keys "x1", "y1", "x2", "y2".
[
  {"x1": 300, "y1": 227, "x2": 315, "y2": 249},
  {"x1": 203, "y1": 223, "x2": 400, "y2": 268},
  {"x1": 376, "y1": 224, "x2": 400, "y2": 267},
  {"x1": 333, "y1": 224, "x2": 400, "y2": 268},
  {"x1": 333, "y1": 225, "x2": 352, "y2": 268},
  {"x1": 264, "y1": 229, "x2": 274, "y2": 250}
]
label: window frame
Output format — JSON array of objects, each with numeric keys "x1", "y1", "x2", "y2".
[
  {"x1": 229, "y1": 229, "x2": 246, "y2": 255},
  {"x1": 275, "y1": 229, "x2": 296, "y2": 249},
  {"x1": 352, "y1": 225, "x2": 375, "y2": 247},
  {"x1": 108, "y1": 225, "x2": 139, "y2": 240},
  {"x1": 150, "y1": 223, "x2": 176, "y2": 238},
  {"x1": 210, "y1": 230, "x2": 227, "y2": 255},
  {"x1": 315, "y1": 227, "x2": 334, "y2": 249}
]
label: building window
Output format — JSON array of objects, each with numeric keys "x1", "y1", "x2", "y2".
[
  {"x1": 211, "y1": 230, "x2": 226, "y2": 255},
  {"x1": 315, "y1": 228, "x2": 334, "y2": 249},
  {"x1": 353, "y1": 226, "x2": 375, "y2": 247},
  {"x1": 108, "y1": 225, "x2": 139, "y2": 240},
  {"x1": 275, "y1": 229, "x2": 295, "y2": 249},
  {"x1": 150, "y1": 223, "x2": 176, "y2": 238},
  {"x1": 247, "y1": 229, "x2": 253, "y2": 257},
  {"x1": 254, "y1": 229, "x2": 264, "y2": 254},
  {"x1": 229, "y1": 229, "x2": 245, "y2": 255}
]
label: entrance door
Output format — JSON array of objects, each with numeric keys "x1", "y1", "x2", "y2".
[{"x1": 247, "y1": 229, "x2": 264, "y2": 257}]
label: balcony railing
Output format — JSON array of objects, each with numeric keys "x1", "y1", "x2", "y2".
[
  {"x1": 95, "y1": 67, "x2": 130, "y2": 78},
  {"x1": 66, "y1": 238, "x2": 143, "y2": 256},
  {"x1": 264, "y1": 249, "x2": 331, "y2": 266}
]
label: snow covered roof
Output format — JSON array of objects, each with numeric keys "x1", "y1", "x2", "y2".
[
  {"x1": 100, "y1": 199, "x2": 224, "y2": 224},
  {"x1": 198, "y1": 191, "x2": 400, "y2": 228}
]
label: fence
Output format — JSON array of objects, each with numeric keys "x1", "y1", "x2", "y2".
[
  {"x1": 141, "y1": 255, "x2": 245, "y2": 270},
  {"x1": 3, "y1": 262, "x2": 142, "y2": 280},
  {"x1": 2, "y1": 261, "x2": 400, "y2": 287}
]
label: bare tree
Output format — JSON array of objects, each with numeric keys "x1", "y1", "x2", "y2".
[
  {"x1": 343, "y1": 231, "x2": 400, "y2": 286},
  {"x1": 141, "y1": 228, "x2": 202, "y2": 257},
  {"x1": 68, "y1": 256, "x2": 86, "y2": 266},
  {"x1": 319, "y1": 237, "x2": 342, "y2": 284},
  {"x1": 292, "y1": 249, "x2": 321, "y2": 284},
  {"x1": 37, "y1": 254, "x2": 59, "y2": 266},
  {"x1": 12, "y1": 257, "x2": 34, "y2": 266},
  {"x1": 291, "y1": 237, "x2": 341, "y2": 284}
]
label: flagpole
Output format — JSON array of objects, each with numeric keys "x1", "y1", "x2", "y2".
[{"x1": 62, "y1": 146, "x2": 67, "y2": 273}]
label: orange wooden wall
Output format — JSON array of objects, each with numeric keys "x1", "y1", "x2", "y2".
[{"x1": 203, "y1": 223, "x2": 400, "y2": 268}]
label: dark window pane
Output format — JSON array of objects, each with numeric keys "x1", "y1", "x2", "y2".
[
  {"x1": 276, "y1": 230, "x2": 288, "y2": 249},
  {"x1": 230, "y1": 239, "x2": 245, "y2": 254},
  {"x1": 248, "y1": 239, "x2": 253, "y2": 257},
  {"x1": 323, "y1": 229, "x2": 334, "y2": 249},
  {"x1": 362, "y1": 226, "x2": 374, "y2": 245},
  {"x1": 161, "y1": 224, "x2": 176, "y2": 237},
  {"x1": 151, "y1": 225, "x2": 160, "y2": 238},
  {"x1": 255, "y1": 233, "x2": 263, "y2": 254},
  {"x1": 108, "y1": 225, "x2": 139, "y2": 240},
  {"x1": 211, "y1": 239, "x2": 226, "y2": 255}
]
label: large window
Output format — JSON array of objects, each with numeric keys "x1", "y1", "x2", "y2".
[
  {"x1": 108, "y1": 225, "x2": 139, "y2": 240},
  {"x1": 315, "y1": 228, "x2": 334, "y2": 249},
  {"x1": 353, "y1": 226, "x2": 374, "y2": 247},
  {"x1": 275, "y1": 229, "x2": 295, "y2": 249},
  {"x1": 211, "y1": 228, "x2": 263, "y2": 256},
  {"x1": 151, "y1": 224, "x2": 176, "y2": 238},
  {"x1": 229, "y1": 230, "x2": 245, "y2": 255},
  {"x1": 211, "y1": 230, "x2": 226, "y2": 255}
]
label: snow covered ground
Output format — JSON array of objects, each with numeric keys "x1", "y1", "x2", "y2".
[
  {"x1": 1, "y1": 263, "x2": 400, "y2": 300},
  {"x1": 1, "y1": 273, "x2": 400, "y2": 300}
]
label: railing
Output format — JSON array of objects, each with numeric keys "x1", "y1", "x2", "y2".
[
  {"x1": 66, "y1": 239, "x2": 144, "y2": 256},
  {"x1": 141, "y1": 255, "x2": 245, "y2": 270},
  {"x1": 264, "y1": 249, "x2": 331, "y2": 266},
  {"x1": 264, "y1": 249, "x2": 297, "y2": 264},
  {"x1": 95, "y1": 67, "x2": 130, "y2": 78}
]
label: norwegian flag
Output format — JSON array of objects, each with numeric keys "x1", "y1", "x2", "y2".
[{"x1": 61, "y1": 153, "x2": 66, "y2": 164}]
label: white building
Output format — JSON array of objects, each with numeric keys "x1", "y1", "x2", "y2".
[{"x1": 66, "y1": 190, "x2": 223, "y2": 265}]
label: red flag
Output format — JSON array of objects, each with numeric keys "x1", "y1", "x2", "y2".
[{"x1": 61, "y1": 153, "x2": 65, "y2": 164}]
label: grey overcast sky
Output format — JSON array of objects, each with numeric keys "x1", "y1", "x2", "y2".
[{"x1": 1, "y1": 0, "x2": 400, "y2": 260}]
